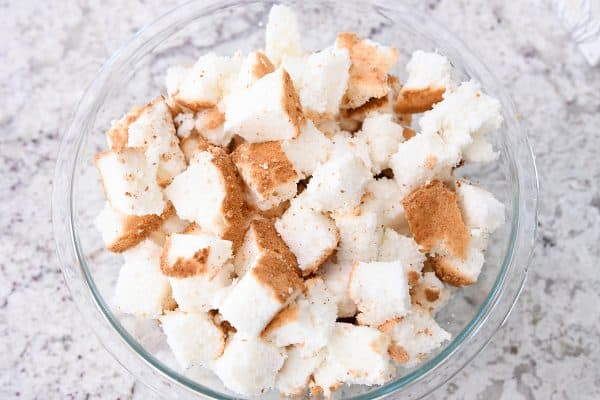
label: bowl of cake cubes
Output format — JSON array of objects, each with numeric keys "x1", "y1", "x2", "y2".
[{"x1": 53, "y1": 1, "x2": 539, "y2": 399}]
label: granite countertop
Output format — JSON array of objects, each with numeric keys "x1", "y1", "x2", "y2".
[{"x1": 2, "y1": 0, "x2": 599, "y2": 399}]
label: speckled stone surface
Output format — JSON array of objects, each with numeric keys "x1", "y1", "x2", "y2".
[{"x1": 2, "y1": 0, "x2": 599, "y2": 399}]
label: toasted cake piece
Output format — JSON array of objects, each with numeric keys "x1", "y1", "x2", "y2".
[
  {"x1": 168, "y1": 262, "x2": 234, "y2": 313},
  {"x1": 329, "y1": 131, "x2": 373, "y2": 173},
  {"x1": 312, "y1": 323, "x2": 394, "y2": 395},
  {"x1": 160, "y1": 310, "x2": 226, "y2": 369},
  {"x1": 232, "y1": 141, "x2": 299, "y2": 211},
  {"x1": 349, "y1": 261, "x2": 411, "y2": 326},
  {"x1": 276, "y1": 346, "x2": 325, "y2": 396},
  {"x1": 160, "y1": 233, "x2": 232, "y2": 278},
  {"x1": 164, "y1": 149, "x2": 247, "y2": 248},
  {"x1": 304, "y1": 151, "x2": 372, "y2": 213},
  {"x1": 195, "y1": 105, "x2": 232, "y2": 147},
  {"x1": 95, "y1": 148, "x2": 165, "y2": 216},
  {"x1": 389, "y1": 132, "x2": 461, "y2": 193},
  {"x1": 173, "y1": 111, "x2": 196, "y2": 139},
  {"x1": 456, "y1": 181, "x2": 505, "y2": 233},
  {"x1": 334, "y1": 211, "x2": 383, "y2": 263},
  {"x1": 106, "y1": 106, "x2": 143, "y2": 150},
  {"x1": 233, "y1": 218, "x2": 297, "y2": 277},
  {"x1": 360, "y1": 178, "x2": 409, "y2": 231},
  {"x1": 335, "y1": 32, "x2": 399, "y2": 109},
  {"x1": 282, "y1": 46, "x2": 350, "y2": 117},
  {"x1": 431, "y1": 228, "x2": 489, "y2": 286},
  {"x1": 234, "y1": 51, "x2": 275, "y2": 91},
  {"x1": 381, "y1": 306, "x2": 451, "y2": 367},
  {"x1": 167, "y1": 53, "x2": 241, "y2": 111},
  {"x1": 224, "y1": 68, "x2": 304, "y2": 142},
  {"x1": 95, "y1": 202, "x2": 164, "y2": 253},
  {"x1": 220, "y1": 251, "x2": 304, "y2": 337},
  {"x1": 402, "y1": 181, "x2": 470, "y2": 259},
  {"x1": 394, "y1": 51, "x2": 454, "y2": 114},
  {"x1": 213, "y1": 334, "x2": 287, "y2": 396},
  {"x1": 179, "y1": 131, "x2": 211, "y2": 163},
  {"x1": 113, "y1": 240, "x2": 173, "y2": 318},
  {"x1": 360, "y1": 113, "x2": 405, "y2": 173},
  {"x1": 319, "y1": 260, "x2": 357, "y2": 318},
  {"x1": 281, "y1": 119, "x2": 332, "y2": 179},
  {"x1": 419, "y1": 80, "x2": 503, "y2": 152},
  {"x1": 411, "y1": 271, "x2": 450, "y2": 314},
  {"x1": 127, "y1": 97, "x2": 186, "y2": 185},
  {"x1": 378, "y1": 228, "x2": 426, "y2": 286},
  {"x1": 265, "y1": 4, "x2": 303, "y2": 66},
  {"x1": 263, "y1": 278, "x2": 337, "y2": 352},
  {"x1": 275, "y1": 198, "x2": 339, "y2": 275}
]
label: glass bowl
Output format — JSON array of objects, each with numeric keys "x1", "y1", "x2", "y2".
[{"x1": 52, "y1": 0, "x2": 539, "y2": 399}]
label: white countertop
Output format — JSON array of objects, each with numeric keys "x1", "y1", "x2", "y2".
[{"x1": 2, "y1": 1, "x2": 600, "y2": 399}]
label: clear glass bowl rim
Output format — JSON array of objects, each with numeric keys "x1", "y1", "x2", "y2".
[{"x1": 52, "y1": 1, "x2": 540, "y2": 399}]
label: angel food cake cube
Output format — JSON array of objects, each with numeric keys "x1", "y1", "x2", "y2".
[
  {"x1": 320, "y1": 260, "x2": 357, "y2": 318},
  {"x1": 276, "y1": 346, "x2": 325, "y2": 396},
  {"x1": 360, "y1": 112, "x2": 405, "y2": 173},
  {"x1": 234, "y1": 51, "x2": 275, "y2": 91},
  {"x1": 334, "y1": 211, "x2": 383, "y2": 263},
  {"x1": 335, "y1": 32, "x2": 399, "y2": 108},
  {"x1": 281, "y1": 119, "x2": 332, "y2": 179},
  {"x1": 160, "y1": 310, "x2": 226, "y2": 369},
  {"x1": 95, "y1": 148, "x2": 165, "y2": 216},
  {"x1": 232, "y1": 141, "x2": 298, "y2": 211},
  {"x1": 220, "y1": 251, "x2": 304, "y2": 337},
  {"x1": 113, "y1": 240, "x2": 173, "y2": 318},
  {"x1": 282, "y1": 46, "x2": 350, "y2": 116},
  {"x1": 224, "y1": 68, "x2": 304, "y2": 142},
  {"x1": 265, "y1": 4, "x2": 303, "y2": 66},
  {"x1": 360, "y1": 178, "x2": 409, "y2": 231},
  {"x1": 312, "y1": 323, "x2": 394, "y2": 395},
  {"x1": 165, "y1": 149, "x2": 246, "y2": 248},
  {"x1": 275, "y1": 198, "x2": 339, "y2": 275},
  {"x1": 395, "y1": 51, "x2": 454, "y2": 114},
  {"x1": 349, "y1": 261, "x2": 411, "y2": 326},
  {"x1": 456, "y1": 181, "x2": 505, "y2": 233},
  {"x1": 263, "y1": 278, "x2": 337, "y2": 352},
  {"x1": 411, "y1": 271, "x2": 450, "y2": 314},
  {"x1": 126, "y1": 97, "x2": 186, "y2": 184},
  {"x1": 168, "y1": 262, "x2": 233, "y2": 313},
  {"x1": 234, "y1": 218, "x2": 297, "y2": 277},
  {"x1": 378, "y1": 228, "x2": 425, "y2": 286},
  {"x1": 160, "y1": 233, "x2": 232, "y2": 278},
  {"x1": 381, "y1": 306, "x2": 451, "y2": 367},
  {"x1": 389, "y1": 132, "x2": 460, "y2": 193},
  {"x1": 213, "y1": 335, "x2": 287, "y2": 396}
]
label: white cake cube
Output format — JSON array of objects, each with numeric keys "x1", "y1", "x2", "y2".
[
  {"x1": 275, "y1": 198, "x2": 339, "y2": 275},
  {"x1": 334, "y1": 211, "x2": 383, "y2": 263},
  {"x1": 319, "y1": 260, "x2": 357, "y2": 318},
  {"x1": 359, "y1": 113, "x2": 405, "y2": 173},
  {"x1": 432, "y1": 228, "x2": 489, "y2": 286},
  {"x1": 304, "y1": 151, "x2": 372, "y2": 213},
  {"x1": 456, "y1": 181, "x2": 505, "y2": 233},
  {"x1": 232, "y1": 141, "x2": 298, "y2": 211},
  {"x1": 265, "y1": 4, "x2": 303, "y2": 66},
  {"x1": 169, "y1": 263, "x2": 234, "y2": 313},
  {"x1": 281, "y1": 119, "x2": 332, "y2": 179},
  {"x1": 263, "y1": 278, "x2": 337, "y2": 353},
  {"x1": 220, "y1": 251, "x2": 304, "y2": 337},
  {"x1": 463, "y1": 134, "x2": 498, "y2": 163},
  {"x1": 106, "y1": 105, "x2": 143, "y2": 150},
  {"x1": 213, "y1": 334, "x2": 287, "y2": 396},
  {"x1": 389, "y1": 133, "x2": 460, "y2": 193},
  {"x1": 360, "y1": 178, "x2": 409, "y2": 231},
  {"x1": 378, "y1": 228, "x2": 426, "y2": 285},
  {"x1": 127, "y1": 97, "x2": 186, "y2": 185},
  {"x1": 160, "y1": 310, "x2": 226, "y2": 369},
  {"x1": 395, "y1": 50, "x2": 454, "y2": 114},
  {"x1": 330, "y1": 131, "x2": 373, "y2": 173},
  {"x1": 335, "y1": 32, "x2": 399, "y2": 108},
  {"x1": 233, "y1": 218, "x2": 297, "y2": 278},
  {"x1": 411, "y1": 272, "x2": 450, "y2": 315},
  {"x1": 173, "y1": 111, "x2": 196, "y2": 139},
  {"x1": 224, "y1": 68, "x2": 304, "y2": 142},
  {"x1": 381, "y1": 306, "x2": 451, "y2": 367},
  {"x1": 234, "y1": 51, "x2": 275, "y2": 91},
  {"x1": 113, "y1": 240, "x2": 173, "y2": 318},
  {"x1": 419, "y1": 80, "x2": 503, "y2": 152},
  {"x1": 349, "y1": 261, "x2": 411, "y2": 326},
  {"x1": 164, "y1": 149, "x2": 246, "y2": 248},
  {"x1": 95, "y1": 202, "x2": 164, "y2": 253},
  {"x1": 312, "y1": 323, "x2": 394, "y2": 395},
  {"x1": 276, "y1": 346, "x2": 325, "y2": 396},
  {"x1": 282, "y1": 46, "x2": 350, "y2": 116},
  {"x1": 195, "y1": 105, "x2": 232, "y2": 147},
  {"x1": 95, "y1": 148, "x2": 165, "y2": 216},
  {"x1": 160, "y1": 233, "x2": 232, "y2": 278},
  {"x1": 168, "y1": 53, "x2": 241, "y2": 111}
]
